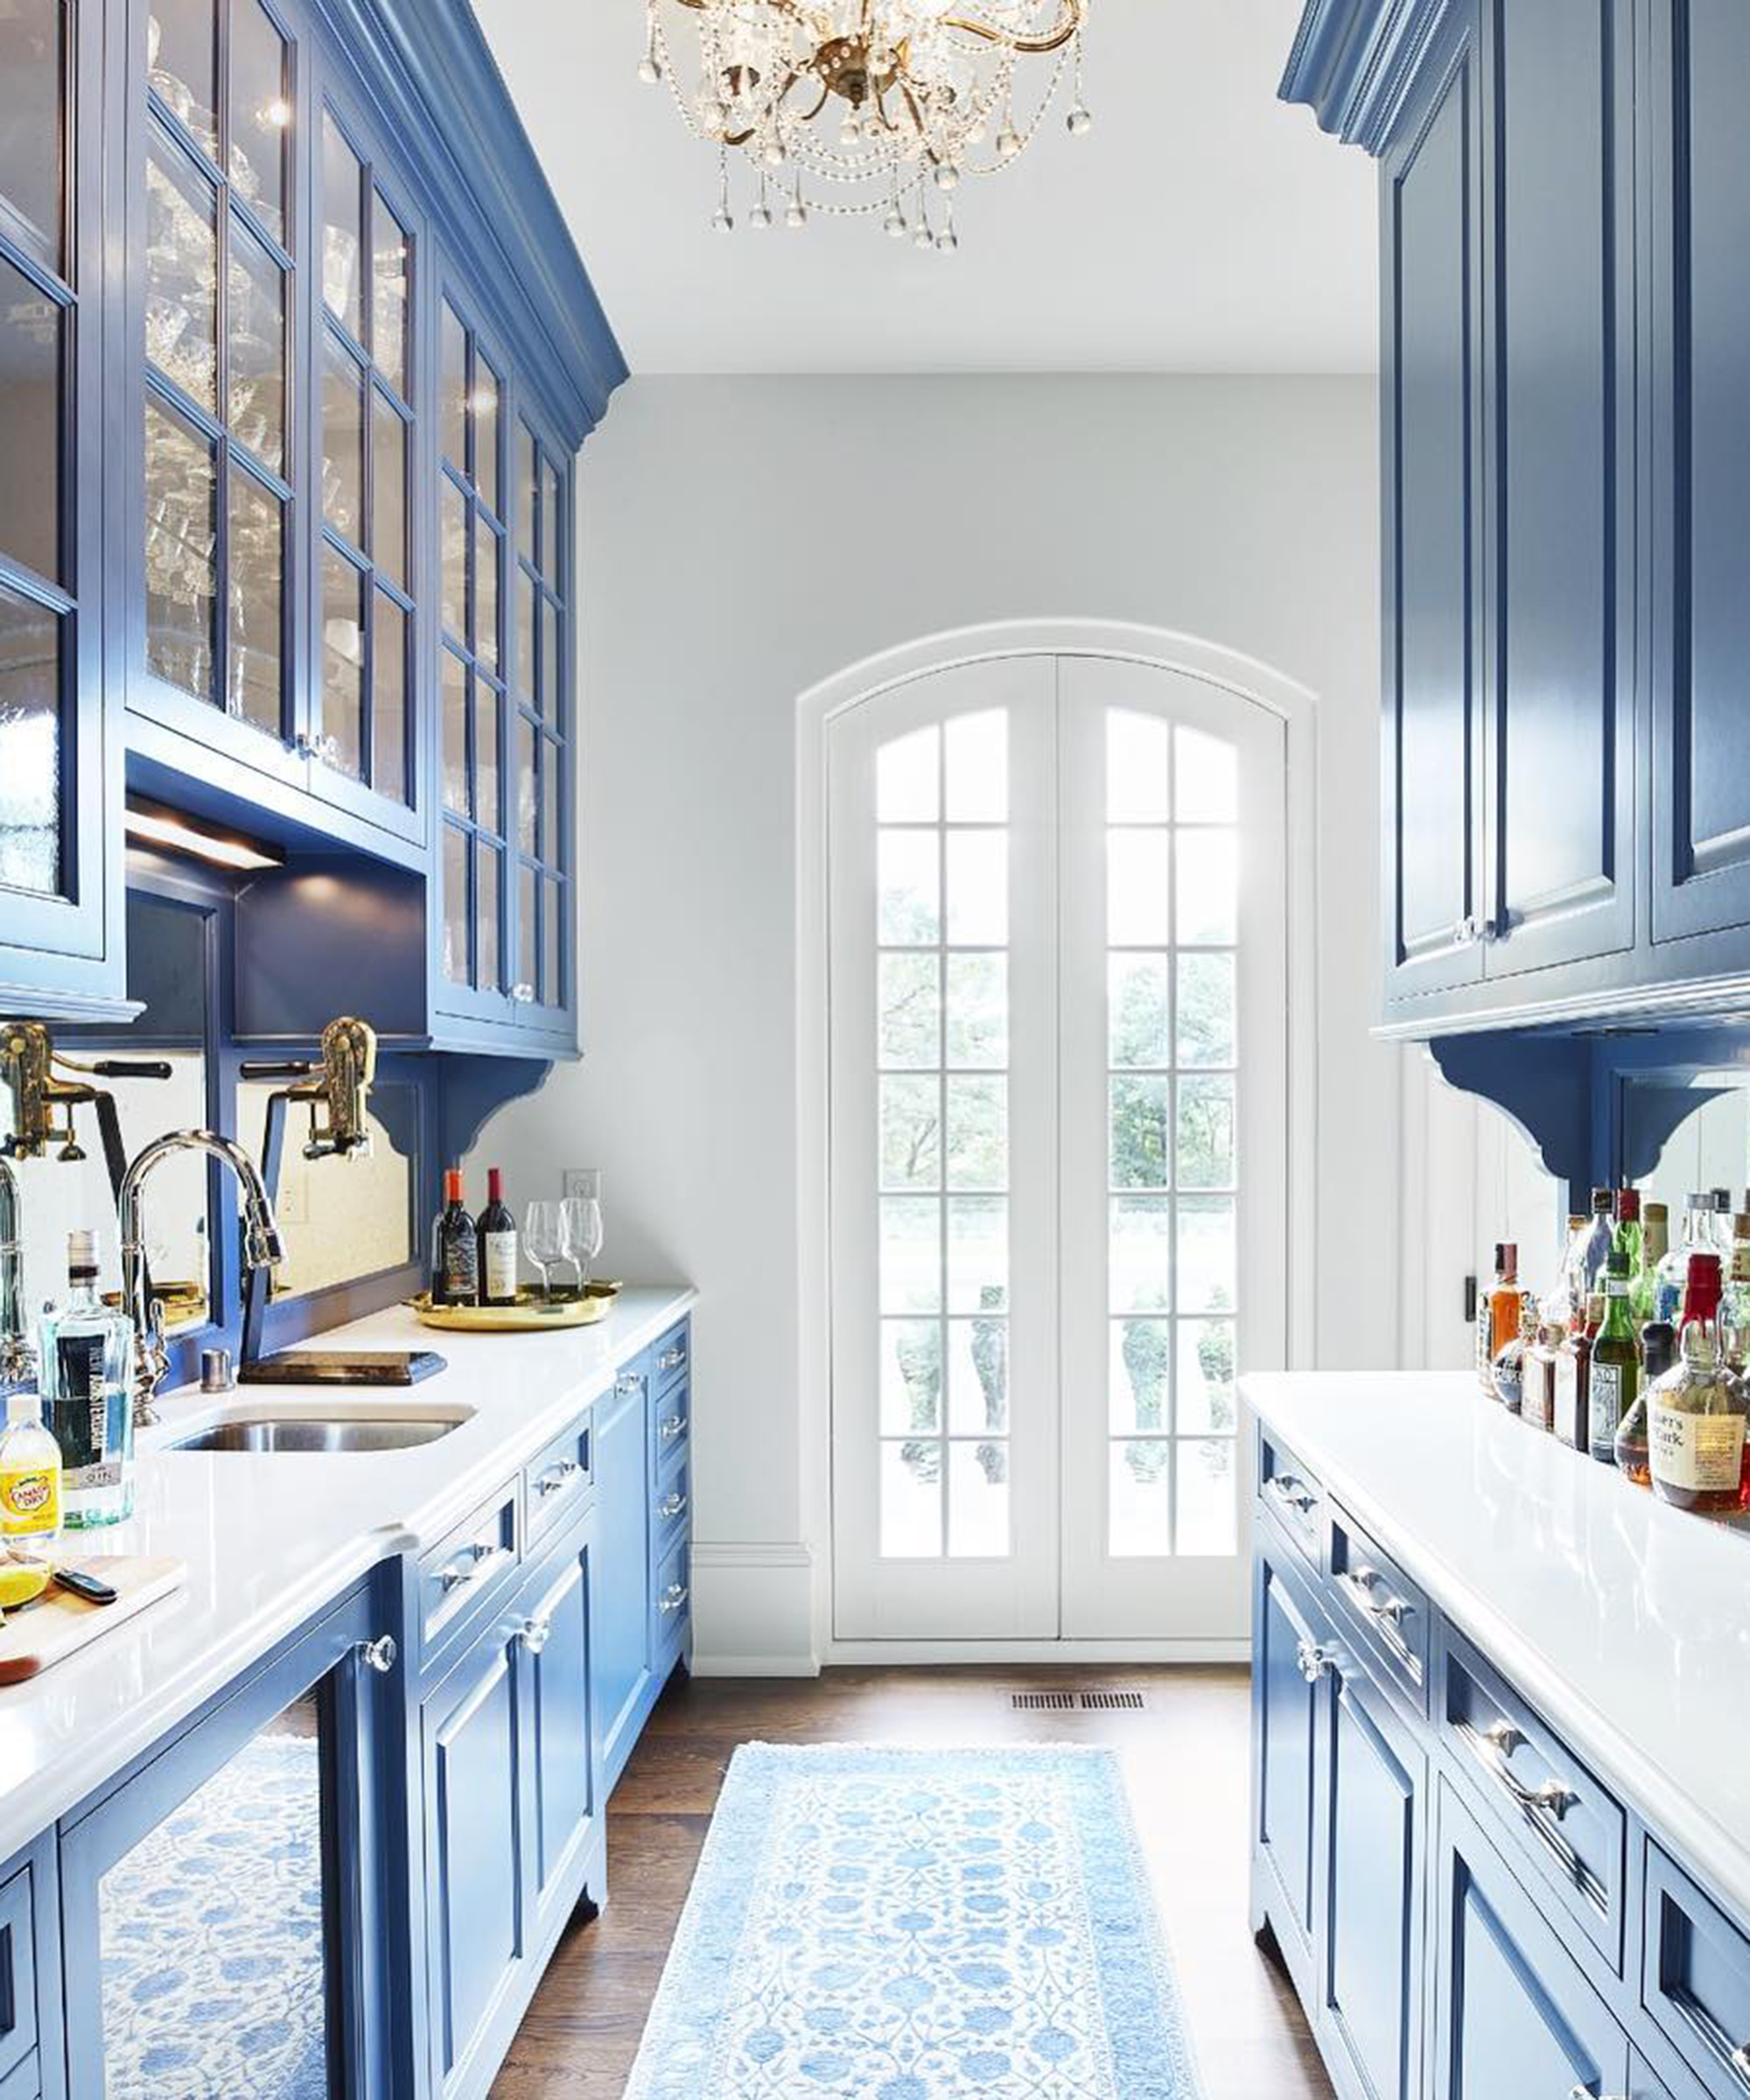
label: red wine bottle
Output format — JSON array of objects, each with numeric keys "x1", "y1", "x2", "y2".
[
  {"x1": 430, "y1": 1168, "x2": 479, "y2": 1306},
  {"x1": 477, "y1": 1167, "x2": 518, "y2": 1306}
]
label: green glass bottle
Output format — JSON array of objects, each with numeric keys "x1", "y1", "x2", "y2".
[{"x1": 1589, "y1": 1252, "x2": 1639, "y2": 1466}]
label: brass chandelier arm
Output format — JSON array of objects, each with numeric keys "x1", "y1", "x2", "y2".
[{"x1": 942, "y1": 0, "x2": 1082, "y2": 55}]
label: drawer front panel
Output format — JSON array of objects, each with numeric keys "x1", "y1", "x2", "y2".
[
  {"x1": 651, "y1": 1320, "x2": 690, "y2": 1395},
  {"x1": 0, "y1": 1866, "x2": 36, "y2": 2090},
  {"x1": 650, "y1": 1382, "x2": 690, "y2": 1479},
  {"x1": 1643, "y1": 1840, "x2": 1750, "y2": 2097},
  {"x1": 652, "y1": 1533, "x2": 690, "y2": 1653},
  {"x1": 1326, "y1": 1504, "x2": 1430, "y2": 1711},
  {"x1": 1440, "y1": 1628, "x2": 1625, "y2": 1972},
  {"x1": 418, "y1": 1482, "x2": 521, "y2": 1671},
  {"x1": 526, "y1": 1410, "x2": 594, "y2": 1549},
  {"x1": 1258, "y1": 1429, "x2": 1323, "y2": 1569},
  {"x1": 653, "y1": 1448, "x2": 690, "y2": 1558}
]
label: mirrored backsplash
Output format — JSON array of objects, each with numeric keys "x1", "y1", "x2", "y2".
[
  {"x1": 1626, "y1": 1068, "x2": 1750, "y2": 1219},
  {"x1": 236, "y1": 1076, "x2": 413, "y2": 1301}
]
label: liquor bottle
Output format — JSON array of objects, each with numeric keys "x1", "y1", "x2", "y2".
[
  {"x1": 37, "y1": 1230, "x2": 135, "y2": 1527},
  {"x1": 430, "y1": 1169, "x2": 480, "y2": 1306},
  {"x1": 1577, "y1": 1187, "x2": 1616, "y2": 1296},
  {"x1": 0, "y1": 1388, "x2": 61, "y2": 1549},
  {"x1": 1632, "y1": 1201, "x2": 1669, "y2": 1328},
  {"x1": 1492, "y1": 1297, "x2": 1536, "y2": 1416},
  {"x1": 1554, "y1": 1290, "x2": 1602, "y2": 1450},
  {"x1": 1588, "y1": 1255, "x2": 1639, "y2": 1465},
  {"x1": 1476, "y1": 1242, "x2": 1522, "y2": 1395},
  {"x1": 1655, "y1": 1195, "x2": 1713, "y2": 1324},
  {"x1": 1712, "y1": 1188, "x2": 1737, "y2": 1255},
  {"x1": 1721, "y1": 1214, "x2": 1750, "y2": 1370},
  {"x1": 1612, "y1": 1187, "x2": 1642, "y2": 1280},
  {"x1": 1648, "y1": 1318, "x2": 1750, "y2": 1516},
  {"x1": 1614, "y1": 1322, "x2": 1675, "y2": 1486},
  {"x1": 477, "y1": 1168, "x2": 518, "y2": 1307},
  {"x1": 1680, "y1": 1250, "x2": 1724, "y2": 1334},
  {"x1": 1523, "y1": 1313, "x2": 1560, "y2": 1434}
]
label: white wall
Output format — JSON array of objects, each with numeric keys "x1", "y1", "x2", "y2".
[{"x1": 468, "y1": 374, "x2": 1395, "y2": 1670}]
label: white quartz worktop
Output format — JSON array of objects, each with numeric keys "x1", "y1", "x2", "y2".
[
  {"x1": 1242, "y1": 1369, "x2": 1750, "y2": 1917},
  {"x1": 0, "y1": 1285, "x2": 694, "y2": 1866}
]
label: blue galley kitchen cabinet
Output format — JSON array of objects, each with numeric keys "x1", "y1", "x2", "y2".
[{"x1": 0, "y1": 0, "x2": 620, "y2": 1058}]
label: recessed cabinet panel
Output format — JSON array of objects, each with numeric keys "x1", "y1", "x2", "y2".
[
  {"x1": 1482, "y1": 0, "x2": 1634, "y2": 978},
  {"x1": 0, "y1": 258, "x2": 61, "y2": 584},
  {"x1": 1650, "y1": 0, "x2": 1750, "y2": 943},
  {"x1": 1382, "y1": 14, "x2": 1485, "y2": 1001}
]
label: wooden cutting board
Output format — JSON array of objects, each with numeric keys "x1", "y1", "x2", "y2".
[{"x1": 0, "y1": 1556, "x2": 186, "y2": 1685}]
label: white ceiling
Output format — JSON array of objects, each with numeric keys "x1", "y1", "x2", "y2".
[{"x1": 473, "y1": 1, "x2": 1378, "y2": 375}]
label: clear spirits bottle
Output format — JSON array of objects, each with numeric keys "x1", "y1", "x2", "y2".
[
  {"x1": 38, "y1": 1230, "x2": 135, "y2": 1527},
  {"x1": 1632, "y1": 1202, "x2": 1669, "y2": 1329},
  {"x1": 1655, "y1": 1195, "x2": 1713, "y2": 1325}
]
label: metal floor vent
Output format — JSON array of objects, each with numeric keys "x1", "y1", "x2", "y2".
[{"x1": 1010, "y1": 1689, "x2": 1149, "y2": 1712}]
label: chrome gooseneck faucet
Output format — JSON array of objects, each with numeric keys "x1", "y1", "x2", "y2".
[{"x1": 120, "y1": 1131, "x2": 285, "y2": 1426}]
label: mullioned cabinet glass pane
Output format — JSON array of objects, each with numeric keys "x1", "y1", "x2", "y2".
[
  {"x1": 0, "y1": 257, "x2": 60, "y2": 584},
  {"x1": 477, "y1": 839, "x2": 500, "y2": 992},
  {"x1": 441, "y1": 649, "x2": 468, "y2": 815},
  {"x1": 228, "y1": 0, "x2": 288, "y2": 246},
  {"x1": 474, "y1": 359, "x2": 500, "y2": 517},
  {"x1": 147, "y1": 0, "x2": 217, "y2": 158},
  {"x1": 226, "y1": 466, "x2": 281, "y2": 735},
  {"x1": 144, "y1": 396, "x2": 216, "y2": 698},
  {"x1": 440, "y1": 476, "x2": 466, "y2": 640},
  {"x1": 514, "y1": 571, "x2": 534, "y2": 700},
  {"x1": 228, "y1": 224, "x2": 284, "y2": 472},
  {"x1": 0, "y1": 0, "x2": 63, "y2": 265},
  {"x1": 442, "y1": 823, "x2": 468, "y2": 982},
  {"x1": 371, "y1": 192, "x2": 408, "y2": 398},
  {"x1": 372, "y1": 592, "x2": 407, "y2": 806},
  {"x1": 318, "y1": 547, "x2": 363, "y2": 780},
  {"x1": 320, "y1": 112, "x2": 361, "y2": 336},
  {"x1": 517, "y1": 425, "x2": 537, "y2": 565},
  {"x1": 320, "y1": 332, "x2": 363, "y2": 543},
  {"x1": 541, "y1": 732, "x2": 559, "y2": 867},
  {"x1": 541, "y1": 594, "x2": 558, "y2": 719},
  {"x1": 542, "y1": 458, "x2": 561, "y2": 582},
  {"x1": 473, "y1": 512, "x2": 498, "y2": 670},
  {"x1": 371, "y1": 392, "x2": 406, "y2": 590},
  {"x1": 542, "y1": 877, "x2": 561, "y2": 1004},
  {"x1": 145, "y1": 130, "x2": 217, "y2": 409},
  {"x1": 475, "y1": 686, "x2": 500, "y2": 836},
  {"x1": 440, "y1": 303, "x2": 466, "y2": 470},
  {"x1": 514, "y1": 715, "x2": 536, "y2": 854},
  {"x1": 518, "y1": 861, "x2": 536, "y2": 995},
  {"x1": 0, "y1": 583, "x2": 62, "y2": 895}
]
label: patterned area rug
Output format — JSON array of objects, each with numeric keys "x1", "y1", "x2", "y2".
[
  {"x1": 626, "y1": 1743, "x2": 1203, "y2": 2099},
  {"x1": 99, "y1": 1731, "x2": 327, "y2": 2098}
]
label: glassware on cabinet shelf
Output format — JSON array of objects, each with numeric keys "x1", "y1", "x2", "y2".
[
  {"x1": 562, "y1": 1172, "x2": 603, "y2": 1288},
  {"x1": 524, "y1": 1199, "x2": 564, "y2": 1301}
]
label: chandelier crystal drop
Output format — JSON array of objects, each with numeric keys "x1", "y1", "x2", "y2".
[{"x1": 639, "y1": 0, "x2": 1091, "y2": 248}]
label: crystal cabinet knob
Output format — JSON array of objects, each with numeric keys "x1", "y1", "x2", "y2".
[{"x1": 358, "y1": 1635, "x2": 397, "y2": 1675}]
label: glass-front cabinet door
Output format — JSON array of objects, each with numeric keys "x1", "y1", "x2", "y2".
[{"x1": 0, "y1": 0, "x2": 115, "y2": 991}]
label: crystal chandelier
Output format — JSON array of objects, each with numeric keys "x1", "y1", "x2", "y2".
[{"x1": 638, "y1": 1, "x2": 1092, "y2": 248}]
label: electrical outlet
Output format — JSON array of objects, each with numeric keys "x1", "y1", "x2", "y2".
[{"x1": 562, "y1": 1169, "x2": 592, "y2": 1200}]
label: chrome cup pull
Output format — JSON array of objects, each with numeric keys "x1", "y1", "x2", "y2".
[
  {"x1": 1729, "y1": 2041, "x2": 1750, "y2": 2082},
  {"x1": 520, "y1": 1614, "x2": 552, "y2": 1655},
  {"x1": 536, "y1": 1458, "x2": 582, "y2": 1497},
  {"x1": 658, "y1": 1490, "x2": 688, "y2": 1522},
  {"x1": 1339, "y1": 1564, "x2": 1412, "y2": 1628},
  {"x1": 1268, "y1": 1474, "x2": 1317, "y2": 1516},
  {"x1": 658, "y1": 1582, "x2": 689, "y2": 1616},
  {"x1": 659, "y1": 1412, "x2": 685, "y2": 1442},
  {"x1": 438, "y1": 1540, "x2": 505, "y2": 1592},
  {"x1": 1295, "y1": 1638, "x2": 1334, "y2": 1684}
]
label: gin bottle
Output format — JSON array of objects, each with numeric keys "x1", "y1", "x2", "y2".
[{"x1": 38, "y1": 1230, "x2": 135, "y2": 1527}]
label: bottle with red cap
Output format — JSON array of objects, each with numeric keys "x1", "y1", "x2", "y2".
[{"x1": 430, "y1": 1168, "x2": 480, "y2": 1306}]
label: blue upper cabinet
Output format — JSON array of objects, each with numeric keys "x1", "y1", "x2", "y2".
[
  {"x1": 1284, "y1": 0, "x2": 1743, "y2": 1037},
  {"x1": 0, "y1": 0, "x2": 129, "y2": 1021}
]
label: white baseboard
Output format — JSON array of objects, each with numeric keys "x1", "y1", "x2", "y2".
[
  {"x1": 690, "y1": 1540, "x2": 820, "y2": 1677},
  {"x1": 824, "y1": 1639, "x2": 1251, "y2": 1666}
]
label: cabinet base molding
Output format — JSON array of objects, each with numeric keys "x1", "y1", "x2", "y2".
[{"x1": 690, "y1": 1542, "x2": 820, "y2": 1677}]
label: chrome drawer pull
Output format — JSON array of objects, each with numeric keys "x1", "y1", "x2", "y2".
[
  {"x1": 658, "y1": 1346, "x2": 686, "y2": 1372},
  {"x1": 1338, "y1": 1565, "x2": 1412, "y2": 1628},
  {"x1": 536, "y1": 1458, "x2": 582, "y2": 1497},
  {"x1": 1267, "y1": 1474, "x2": 1317, "y2": 1516},
  {"x1": 1730, "y1": 2042, "x2": 1750, "y2": 2082},
  {"x1": 1567, "y1": 2088, "x2": 1630, "y2": 2100},
  {"x1": 358, "y1": 1634, "x2": 397, "y2": 1675},
  {"x1": 1295, "y1": 1638, "x2": 1334, "y2": 1684},
  {"x1": 438, "y1": 1541, "x2": 508, "y2": 1592},
  {"x1": 657, "y1": 1490, "x2": 688, "y2": 1522},
  {"x1": 615, "y1": 1372, "x2": 643, "y2": 1397},
  {"x1": 520, "y1": 1614, "x2": 552, "y2": 1656},
  {"x1": 659, "y1": 1412, "x2": 686, "y2": 1442},
  {"x1": 658, "y1": 1582, "x2": 689, "y2": 1616},
  {"x1": 1479, "y1": 1720, "x2": 1578, "y2": 1821}
]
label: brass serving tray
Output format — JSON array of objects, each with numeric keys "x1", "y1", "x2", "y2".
[{"x1": 409, "y1": 1281, "x2": 622, "y2": 1333}]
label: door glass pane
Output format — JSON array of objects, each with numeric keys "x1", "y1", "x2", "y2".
[
  {"x1": 147, "y1": 0, "x2": 218, "y2": 158},
  {"x1": 880, "y1": 1075, "x2": 939, "y2": 1192},
  {"x1": 542, "y1": 877, "x2": 562, "y2": 1006},
  {"x1": 441, "y1": 650, "x2": 468, "y2": 815},
  {"x1": 440, "y1": 476, "x2": 466, "y2": 640},
  {"x1": 371, "y1": 392, "x2": 405, "y2": 589},
  {"x1": 473, "y1": 357, "x2": 500, "y2": 515},
  {"x1": 944, "y1": 953, "x2": 1005, "y2": 1067},
  {"x1": 948, "y1": 1440, "x2": 1007, "y2": 1558},
  {"x1": 476, "y1": 686, "x2": 500, "y2": 836},
  {"x1": 474, "y1": 513, "x2": 498, "y2": 671},
  {"x1": 943, "y1": 710, "x2": 1005, "y2": 822},
  {"x1": 1176, "y1": 951, "x2": 1235, "y2": 1067},
  {"x1": 1176, "y1": 1438, "x2": 1236, "y2": 1556},
  {"x1": 227, "y1": 468, "x2": 280, "y2": 735},
  {"x1": 1107, "y1": 709, "x2": 1170, "y2": 822},
  {"x1": 320, "y1": 112, "x2": 361, "y2": 334},
  {"x1": 372, "y1": 592, "x2": 407, "y2": 805},
  {"x1": 229, "y1": 0, "x2": 289, "y2": 245},
  {"x1": 372, "y1": 192, "x2": 409, "y2": 396},
  {"x1": 0, "y1": 583, "x2": 60, "y2": 896},
  {"x1": 1110, "y1": 1076, "x2": 1171, "y2": 1189},
  {"x1": 0, "y1": 0, "x2": 62, "y2": 263},
  {"x1": 879, "y1": 1196, "x2": 939, "y2": 1314},
  {"x1": 144, "y1": 396, "x2": 216, "y2": 698},
  {"x1": 878, "y1": 830, "x2": 937, "y2": 945},
  {"x1": 880, "y1": 1440, "x2": 941, "y2": 1558},
  {"x1": 944, "y1": 830, "x2": 1005, "y2": 944},
  {"x1": 1110, "y1": 1195, "x2": 1171, "y2": 1313},
  {"x1": 1176, "y1": 726, "x2": 1237, "y2": 822},
  {"x1": 878, "y1": 953, "x2": 940, "y2": 1069},
  {"x1": 96, "y1": 1687, "x2": 331, "y2": 2094},
  {"x1": 878, "y1": 726, "x2": 937, "y2": 823},
  {"x1": 1108, "y1": 829, "x2": 1169, "y2": 946},
  {"x1": 946, "y1": 1318, "x2": 1006, "y2": 1434},
  {"x1": 1175, "y1": 1320, "x2": 1236, "y2": 1435},
  {"x1": 320, "y1": 332, "x2": 362, "y2": 543},
  {"x1": 442, "y1": 823, "x2": 468, "y2": 982},
  {"x1": 477, "y1": 840, "x2": 500, "y2": 992},
  {"x1": 1109, "y1": 955, "x2": 1170, "y2": 1068},
  {"x1": 514, "y1": 715, "x2": 536, "y2": 854},
  {"x1": 1176, "y1": 1196, "x2": 1235, "y2": 1315},
  {"x1": 0, "y1": 257, "x2": 60, "y2": 583},
  {"x1": 1176, "y1": 828, "x2": 1237, "y2": 946},
  {"x1": 1109, "y1": 1320, "x2": 1171, "y2": 1433},
  {"x1": 145, "y1": 130, "x2": 217, "y2": 409},
  {"x1": 946, "y1": 1196, "x2": 1005, "y2": 1313},
  {"x1": 1176, "y1": 1074, "x2": 1235, "y2": 1191},
  {"x1": 319, "y1": 549, "x2": 363, "y2": 780},
  {"x1": 228, "y1": 224, "x2": 284, "y2": 472},
  {"x1": 945, "y1": 1075, "x2": 1005, "y2": 1191},
  {"x1": 880, "y1": 1320, "x2": 941, "y2": 1435},
  {"x1": 440, "y1": 302, "x2": 466, "y2": 468},
  {"x1": 1110, "y1": 1440, "x2": 1171, "y2": 1558}
]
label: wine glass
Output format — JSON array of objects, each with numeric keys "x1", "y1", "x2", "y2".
[
  {"x1": 562, "y1": 1186, "x2": 604, "y2": 1289},
  {"x1": 524, "y1": 1200, "x2": 564, "y2": 1302}
]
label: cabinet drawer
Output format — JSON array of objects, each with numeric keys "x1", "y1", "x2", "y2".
[
  {"x1": 652, "y1": 1533, "x2": 690, "y2": 1652},
  {"x1": 651, "y1": 1382, "x2": 690, "y2": 1477},
  {"x1": 0, "y1": 2051, "x2": 38, "y2": 2100},
  {"x1": 1257, "y1": 1429, "x2": 1322, "y2": 1570},
  {"x1": 418, "y1": 1481, "x2": 520, "y2": 1673},
  {"x1": 0, "y1": 1866, "x2": 36, "y2": 2091},
  {"x1": 1440, "y1": 1628, "x2": 1625, "y2": 1973},
  {"x1": 653, "y1": 1448, "x2": 690, "y2": 1555},
  {"x1": 526, "y1": 1410, "x2": 593, "y2": 1549},
  {"x1": 650, "y1": 1320, "x2": 690, "y2": 1395},
  {"x1": 1326, "y1": 1504, "x2": 1429, "y2": 1711},
  {"x1": 1643, "y1": 1840, "x2": 1750, "y2": 2096}
]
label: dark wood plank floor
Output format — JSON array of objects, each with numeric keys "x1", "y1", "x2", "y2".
[{"x1": 492, "y1": 1663, "x2": 1332, "y2": 2099}]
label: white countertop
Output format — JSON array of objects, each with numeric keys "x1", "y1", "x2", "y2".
[
  {"x1": 1242, "y1": 1369, "x2": 1750, "y2": 1918},
  {"x1": 0, "y1": 1285, "x2": 694, "y2": 1866}
]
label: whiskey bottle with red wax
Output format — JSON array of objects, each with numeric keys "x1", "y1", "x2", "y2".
[{"x1": 1648, "y1": 1316, "x2": 1750, "y2": 1516}]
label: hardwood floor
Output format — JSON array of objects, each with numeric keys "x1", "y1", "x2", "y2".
[{"x1": 492, "y1": 1663, "x2": 1333, "y2": 2099}]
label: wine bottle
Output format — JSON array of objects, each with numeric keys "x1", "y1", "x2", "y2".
[
  {"x1": 430, "y1": 1169, "x2": 480, "y2": 1306},
  {"x1": 477, "y1": 1167, "x2": 518, "y2": 1306}
]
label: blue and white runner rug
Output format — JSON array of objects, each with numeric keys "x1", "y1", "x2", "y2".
[{"x1": 626, "y1": 1742, "x2": 1204, "y2": 2098}]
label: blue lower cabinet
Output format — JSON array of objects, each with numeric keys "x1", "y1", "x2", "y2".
[
  {"x1": 520, "y1": 1522, "x2": 602, "y2": 1939},
  {"x1": 0, "y1": 1836, "x2": 58, "y2": 2100},
  {"x1": 593, "y1": 1362, "x2": 655, "y2": 1794},
  {"x1": 1317, "y1": 1646, "x2": 1425, "y2": 2100},
  {"x1": 1250, "y1": 1537, "x2": 1324, "y2": 2000},
  {"x1": 1433, "y1": 1776, "x2": 1639, "y2": 2100}
]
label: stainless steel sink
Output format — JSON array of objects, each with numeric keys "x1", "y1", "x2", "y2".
[{"x1": 170, "y1": 1416, "x2": 461, "y2": 1453}]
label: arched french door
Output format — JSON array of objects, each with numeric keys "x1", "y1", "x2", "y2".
[{"x1": 828, "y1": 650, "x2": 1288, "y2": 1644}]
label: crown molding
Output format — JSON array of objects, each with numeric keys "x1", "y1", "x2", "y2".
[{"x1": 1278, "y1": 0, "x2": 1456, "y2": 157}]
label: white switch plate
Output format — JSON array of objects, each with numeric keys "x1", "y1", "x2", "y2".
[{"x1": 562, "y1": 1169, "x2": 592, "y2": 1200}]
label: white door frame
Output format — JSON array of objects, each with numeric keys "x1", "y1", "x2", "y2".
[{"x1": 797, "y1": 620, "x2": 1322, "y2": 1665}]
